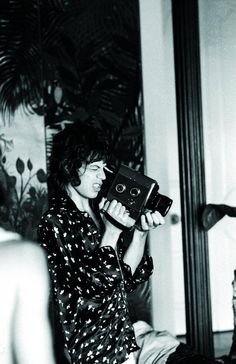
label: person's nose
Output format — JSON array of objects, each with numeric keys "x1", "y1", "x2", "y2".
[{"x1": 97, "y1": 167, "x2": 106, "y2": 180}]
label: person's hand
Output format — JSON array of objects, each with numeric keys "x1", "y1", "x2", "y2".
[
  {"x1": 98, "y1": 197, "x2": 107, "y2": 212},
  {"x1": 136, "y1": 210, "x2": 165, "y2": 232},
  {"x1": 100, "y1": 199, "x2": 135, "y2": 232}
]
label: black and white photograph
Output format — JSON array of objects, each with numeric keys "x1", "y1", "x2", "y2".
[{"x1": 0, "y1": 1, "x2": 235, "y2": 363}]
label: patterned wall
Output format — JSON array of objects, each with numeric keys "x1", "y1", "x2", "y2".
[{"x1": 0, "y1": 111, "x2": 47, "y2": 241}]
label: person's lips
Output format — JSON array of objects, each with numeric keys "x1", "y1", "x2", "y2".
[{"x1": 93, "y1": 183, "x2": 102, "y2": 191}]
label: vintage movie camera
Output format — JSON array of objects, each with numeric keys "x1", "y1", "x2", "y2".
[{"x1": 103, "y1": 164, "x2": 172, "y2": 224}]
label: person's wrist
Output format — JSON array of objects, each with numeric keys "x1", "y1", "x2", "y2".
[
  {"x1": 104, "y1": 224, "x2": 122, "y2": 237},
  {"x1": 133, "y1": 228, "x2": 148, "y2": 241},
  {"x1": 100, "y1": 228, "x2": 121, "y2": 249}
]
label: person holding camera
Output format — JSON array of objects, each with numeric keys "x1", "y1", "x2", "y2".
[{"x1": 37, "y1": 122, "x2": 164, "y2": 364}]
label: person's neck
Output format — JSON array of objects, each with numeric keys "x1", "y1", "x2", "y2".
[{"x1": 66, "y1": 184, "x2": 90, "y2": 212}]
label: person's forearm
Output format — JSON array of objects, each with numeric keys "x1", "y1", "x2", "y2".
[
  {"x1": 123, "y1": 230, "x2": 148, "y2": 275},
  {"x1": 100, "y1": 229, "x2": 121, "y2": 251}
]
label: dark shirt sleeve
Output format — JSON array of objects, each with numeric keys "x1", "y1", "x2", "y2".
[
  {"x1": 38, "y1": 214, "x2": 124, "y2": 300},
  {"x1": 120, "y1": 254, "x2": 153, "y2": 293}
]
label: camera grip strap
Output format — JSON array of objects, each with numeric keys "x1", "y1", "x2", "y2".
[{"x1": 103, "y1": 210, "x2": 133, "y2": 232}]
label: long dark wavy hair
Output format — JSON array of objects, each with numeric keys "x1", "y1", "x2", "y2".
[{"x1": 48, "y1": 123, "x2": 109, "y2": 197}]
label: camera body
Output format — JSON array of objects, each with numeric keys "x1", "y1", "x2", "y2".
[{"x1": 106, "y1": 164, "x2": 172, "y2": 222}]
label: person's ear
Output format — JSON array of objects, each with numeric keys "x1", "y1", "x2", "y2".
[{"x1": 65, "y1": 166, "x2": 70, "y2": 175}]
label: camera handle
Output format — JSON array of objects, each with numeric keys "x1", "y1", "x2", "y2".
[{"x1": 102, "y1": 210, "x2": 134, "y2": 232}]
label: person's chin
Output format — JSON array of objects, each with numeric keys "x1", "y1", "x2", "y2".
[
  {"x1": 91, "y1": 185, "x2": 101, "y2": 196},
  {"x1": 89, "y1": 191, "x2": 99, "y2": 199}
]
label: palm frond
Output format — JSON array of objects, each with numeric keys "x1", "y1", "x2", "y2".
[
  {"x1": 0, "y1": 0, "x2": 144, "y2": 169},
  {"x1": 0, "y1": 0, "x2": 43, "y2": 120}
]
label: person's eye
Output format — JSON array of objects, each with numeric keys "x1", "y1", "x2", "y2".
[{"x1": 88, "y1": 165, "x2": 99, "y2": 171}]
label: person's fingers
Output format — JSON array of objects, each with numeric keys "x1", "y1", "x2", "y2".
[
  {"x1": 100, "y1": 199, "x2": 110, "y2": 214},
  {"x1": 101, "y1": 200, "x2": 134, "y2": 228},
  {"x1": 115, "y1": 202, "x2": 123, "y2": 215},
  {"x1": 152, "y1": 211, "x2": 165, "y2": 226},
  {"x1": 106, "y1": 199, "x2": 118, "y2": 214},
  {"x1": 126, "y1": 215, "x2": 136, "y2": 228},
  {"x1": 99, "y1": 197, "x2": 107, "y2": 211},
  {"x1": 139, "y1": 211, "x2": 165, "y2": 231},
  {"x1": 118, "y1": 204, "x2": 126, "y2": 217},
  {"x1": 140, "y1": 214, "x2": 149, "y2": 230},
  {"x1": 107, "y1": 200, "x2": 127, "y2": 216},
  {"x1": 108, "y1": 201, "x2": 123, "y2": 218},
  {"x1": 144, "y1": 211, "x2": 154, "y2": 226},
  {"x1": 103, "y1": 200, "x2": 110, "y2": 210}
]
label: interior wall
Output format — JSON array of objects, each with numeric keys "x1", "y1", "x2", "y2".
[
  {"x1": 139, "y1": 0, "x2": 186, "y2": 335},
  {"x1": 199, "y1": 0, "x2": 236, "y2": 332},
  {"x1": 139, "y1": 0, "x2": 236, "y2": 336}
]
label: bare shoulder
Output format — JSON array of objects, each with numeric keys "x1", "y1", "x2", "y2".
[
  {"x1": 0, "y1": 240, "x2": 48, "y2": 284},
  {"x1": 0, "y1": 239, "x2": 46, "y2": 264},
  {"x1": 18, "y1": 240, "x2": 47, "y2": 263}
]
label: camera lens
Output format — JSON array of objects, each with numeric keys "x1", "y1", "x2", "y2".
[
  {"x1": 115, "y1": 183, "x2": 126, "y2": 193},
  {"x1": 130, "y1": 187, "x2": 141, "y2": 197}
]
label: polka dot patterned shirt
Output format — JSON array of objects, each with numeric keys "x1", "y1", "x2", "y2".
[{"x1": 38, "y1": 195, "x2": 153, "y2": 364}]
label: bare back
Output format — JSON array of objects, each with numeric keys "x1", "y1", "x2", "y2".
[{"x1": 0, "y1": 233, "x2": 55, "y2": 364}]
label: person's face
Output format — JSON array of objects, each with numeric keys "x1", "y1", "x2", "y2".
[{"x1": 74, "y1": 160, "x2": 107, "y2": 199}]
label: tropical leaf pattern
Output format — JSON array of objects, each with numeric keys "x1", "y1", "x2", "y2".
[
  {"x1": 0, "y1": 152, "x2": 47, "y2": 240},
  {"x1": 0, "y1": 0, "x2": 43, "y2": 118},
  {"x1": 0, "y1": 0, "x2": 144, "y2": 169}
]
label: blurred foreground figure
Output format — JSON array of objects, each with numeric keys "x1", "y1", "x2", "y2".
[
  {"x1": 0, "y1": 177, "x2": 55, "y2": 364},
  {"x1": 0, "y1": 140, "x2": 55, "y2": 364},
  {"x1": 0, "y1": 227, "x2": 56, "y2": 364}
]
